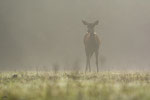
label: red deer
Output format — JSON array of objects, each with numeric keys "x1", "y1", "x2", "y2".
[{"x1": 82, "y1": 20, "x2": 100, "y2": 72}]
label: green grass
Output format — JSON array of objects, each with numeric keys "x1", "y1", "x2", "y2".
[{"x1": 0, "y1": 71, "x2": 150, "y2": 100}]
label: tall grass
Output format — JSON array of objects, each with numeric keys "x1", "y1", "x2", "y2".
[{"x1": 0, "y1": 71, "x2": 150, "y2": 100}]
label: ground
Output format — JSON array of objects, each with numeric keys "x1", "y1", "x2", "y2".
[{"x1": 0, "y1": 71, "x2": 150, "y2": 100}]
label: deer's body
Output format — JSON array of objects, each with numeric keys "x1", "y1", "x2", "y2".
[{"x1": 82, "y1": 20, "x2": 100, "y2": 72}]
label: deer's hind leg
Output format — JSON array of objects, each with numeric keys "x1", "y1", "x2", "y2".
[
  {"x1": 85, "y1": 49, "x2": 90, "y2": 73},
  {"x1": 95, "y1": 50, "x2": 99, "y2": 72},
  {"x1": 85, "y1": 55, "x2": 89, "y2": 73}
]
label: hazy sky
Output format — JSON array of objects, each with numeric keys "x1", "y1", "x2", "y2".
[{"x1": 0, "y1": 0, "x2": 150, "y2": 70}]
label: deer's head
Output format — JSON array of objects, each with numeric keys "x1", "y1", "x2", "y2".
[{"x1": 82, "y1": 20, "x2": 99, "y2": 34}]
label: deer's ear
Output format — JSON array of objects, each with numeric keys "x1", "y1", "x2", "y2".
[
  {"x1": 93, "y1": 20, "x2": 99, "y2": 26},
  {"x1": 82, "y1": 20, "x2": 88, "y2": 25}
]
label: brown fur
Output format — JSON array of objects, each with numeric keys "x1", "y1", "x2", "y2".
[
  {"x1": 84, "y1": 33, "x2": 100, "y2": 72},
  {"x1": 82, "y1": 20, "x2": 100, "y2": 72}
]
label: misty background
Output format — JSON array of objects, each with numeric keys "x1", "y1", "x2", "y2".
[{"x1": 0, "y1": 0, "x2": 150, "y2": 71}]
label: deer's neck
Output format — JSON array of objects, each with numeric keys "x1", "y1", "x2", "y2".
[{"x1": 87, "y1": 31, "x2": 95, "y2": 37}]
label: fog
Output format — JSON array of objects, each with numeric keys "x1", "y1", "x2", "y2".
[{"x1": 0, "y1": 0, "x2": 150, "y2": 71}]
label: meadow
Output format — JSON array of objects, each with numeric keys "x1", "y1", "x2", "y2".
[{"x1": 0, "y1": 71, "x2": 150, "y2": 100}]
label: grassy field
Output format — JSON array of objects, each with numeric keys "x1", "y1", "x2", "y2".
[{"x1": 0, "y1": 71, "x2": 150, "y2": 100}]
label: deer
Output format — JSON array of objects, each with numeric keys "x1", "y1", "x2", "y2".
[{"x1": 82, "y1": 20, "x2": 100, "y2": 72}]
